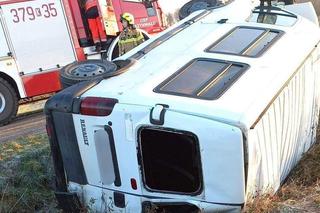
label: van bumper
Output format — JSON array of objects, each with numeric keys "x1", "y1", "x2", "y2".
[{"x1": 63, "y1": 183, "x2": 242, "y2": 213}]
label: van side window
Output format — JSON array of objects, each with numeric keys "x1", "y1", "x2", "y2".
[
  {"x1": 206, "y1": 27, "x2": 283, "y2": 57},
  {"x1": 154, "y1": 59, "x2": 248, "y2": 100},
  {"x1": 249, "y1": 7, "x2": 297, "y2": 26}
]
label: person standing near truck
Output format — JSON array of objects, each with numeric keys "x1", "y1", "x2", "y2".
[
  {"x1": 85, "y1": 0, "x2": 107, "y2": 52},
  {"x1": 118, "y1": 13, "x2": 145, "y2": 56}
]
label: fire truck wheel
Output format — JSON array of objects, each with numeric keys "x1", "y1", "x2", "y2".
[
  {"x1": 0, "y1": 78, "x2": 18, "y2": 126},
  {"x1": 60, "y1": 60, "x2": 117, "y2": 89},
  {"x1": 179, "y1": 0, "x2": 218, "y2": 20}
]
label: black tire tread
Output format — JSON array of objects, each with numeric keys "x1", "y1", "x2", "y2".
[
  {"x1": 179, "y1": 0, "x2": 217, "y2": 20},
  {"x1": 60, "y1": 60, "x2": 117, "y2": 89},
  {"x1": 0, "y1": 78, "x2": 18, "y2": 126}
]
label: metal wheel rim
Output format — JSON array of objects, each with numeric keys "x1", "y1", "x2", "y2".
[
  {"x1": 72, "y1": 64, "x2": 106, "y2": 77},
  {"x1": 0, "y1": 92, "x2": 5, "y2": 113}
]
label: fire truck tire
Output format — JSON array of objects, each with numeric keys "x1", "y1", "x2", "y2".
[
  {"x1": 60, "y1": 60, "x2": 117, "y2": 88},
  {"x1": 0, "y1": 78, "x2": 18, "y2": 126},
  {"x1": 179, "y1": 0, "x2": 218, "y2": 20}
]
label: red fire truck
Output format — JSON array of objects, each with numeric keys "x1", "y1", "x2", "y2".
[{"x1": 0, "y1": 0, "x2": 198, "y2": 125}]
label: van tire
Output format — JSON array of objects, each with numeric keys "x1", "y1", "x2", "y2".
[
  {"x1": 60, "y1": 60, "x2": 117, "y2": 89},
  {"x1": 0, "y1": 78, "x2": 18, "y2": 126},
  {"x1": 179, "y1": 0, "x2": 218, "y2": 20},
  {"x1": 284, "y1": 0, "x2": 294, "y2": 5}
]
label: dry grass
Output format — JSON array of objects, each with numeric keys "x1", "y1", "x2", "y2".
[{"x1": 17, "y1": 100, "x2": 46, "y2": 116}]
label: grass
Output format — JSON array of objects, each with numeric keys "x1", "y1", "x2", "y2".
[
  {"x1": 0, "y1": 134, "x2": 59, "y2": 213},
  {"x1": 17, "y1": 100, "x2": 46, "y2": 116}
]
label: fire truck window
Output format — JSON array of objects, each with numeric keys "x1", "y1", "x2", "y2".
[
  {"x1": 147, "y1": 8, "x2": 156, "y2": 17},
  {"x1": 206, "y1": 27, "x2": 282, "y2": 57},
  {"x1": 154, "y1": 59, "x2": 249, "y2": 100}
]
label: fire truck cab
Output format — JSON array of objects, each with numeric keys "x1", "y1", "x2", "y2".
[{"x1": 0, "y1": 0, "x2": 195, "y2": 125}]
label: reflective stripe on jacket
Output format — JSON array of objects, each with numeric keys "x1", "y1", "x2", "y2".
[{"x1": 118, "y1": 28, "x2": 145, "y2": 56}]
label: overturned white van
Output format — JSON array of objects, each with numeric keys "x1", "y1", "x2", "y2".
[{"x1": 45, "y1": 0, "x2": 320, "y2": 212}]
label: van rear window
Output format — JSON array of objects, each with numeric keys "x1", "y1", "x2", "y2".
[
  {"x1": 139, "y1": 128, "x2": 202, "y2": 194},
  {"x1": 154, "y1": 59, "x2": 248, "y2": 100},
  {"x1": 206, "y1": 26, "x2": 282, "y2": 57}
]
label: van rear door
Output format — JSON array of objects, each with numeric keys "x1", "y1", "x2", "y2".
[
  {"x1": 73, "y1": 103, "x2": 246, "y2": 205},
  {"x1": 138, "y1": 106, "x2": 246, "y2": 205}
]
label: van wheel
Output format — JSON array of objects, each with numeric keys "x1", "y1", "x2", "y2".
[
  {"x1": 179, "y1": 0, "x2": 218, "y2": 20},
  {"x1": 283, "y1": 0, "x2": 294, "y2": 5},
  {"x1": 60, "y1": 60, "x2": 117, "y2": 89},
  {"x1": 0, "y1": 78, "x2": 18, "y2": 126}
]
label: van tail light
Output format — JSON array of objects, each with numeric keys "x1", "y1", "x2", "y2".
[
  {"x1": 80, "y1": 97, "x2": 118, "y2": 116},
  {"x1": 131, "y1": 178, "x2": 137, "y2": 190},
  {"x1": 46, "y1": 116, "x2": 54, "y2": 139}
]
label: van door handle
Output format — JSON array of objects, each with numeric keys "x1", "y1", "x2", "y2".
[
  {"x1": 150, "y1": 104, "x2": 169, "y2": 125},
  {"x1": 7, "y1": 52, "x2": 12, "y2": 57}
]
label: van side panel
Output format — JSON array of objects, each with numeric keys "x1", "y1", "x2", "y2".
[{"x1": 246, "y1": 47, "x2": 320, "y2": 198}]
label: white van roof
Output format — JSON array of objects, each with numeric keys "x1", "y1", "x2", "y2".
[{"x1": 83, "y1": 2, "x2": 320, "y2": 130}]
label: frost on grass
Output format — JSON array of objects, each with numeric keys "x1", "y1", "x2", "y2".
[{"x1": 0, "y1": 134, "x2": 59, "y2": 213}]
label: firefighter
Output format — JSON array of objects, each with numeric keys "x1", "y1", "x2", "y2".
[
  {"x1": 85, "y1": 0, "x2": 107, "y2": 52},
  {"x1": 118, "y1": 13, "x2": 145, "y2": 56}
]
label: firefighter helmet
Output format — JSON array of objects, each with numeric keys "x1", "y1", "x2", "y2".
[{"x1": 120, "y1": 12, "x2": 134, "y2": 25}]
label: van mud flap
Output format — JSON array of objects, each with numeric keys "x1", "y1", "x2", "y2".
[
  {"x1": 55, "y1": 192, "x2": 82, "y2": 213},
  {"x1": 45, "y1": 80, "x2": 101, "y2": 212}
]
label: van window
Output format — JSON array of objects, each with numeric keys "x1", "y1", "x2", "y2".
[
  {"x1": 139, "y1": 128, "x2": 202, "y2": 194},
  {"x1": 154, "y1": 59, "x2": 248, "y2": 100},
  {"x1": 249, "y1": 7, "x2": 297, "y2": 26},
  {"x1": 206, "y1": 27, "x2": 282, "y2": 57}
]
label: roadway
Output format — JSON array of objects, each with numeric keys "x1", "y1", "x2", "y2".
[{"x1": 0, "y1": 101, "x2": 46, "y2": 143}]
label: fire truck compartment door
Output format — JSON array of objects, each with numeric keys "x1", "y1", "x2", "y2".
[
  {"x1": 0, "y1": 21, "x2": 10, "y2": 58},
  {"x1": 1, "y1": 0, "x2": 76, "y2": 74}
]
